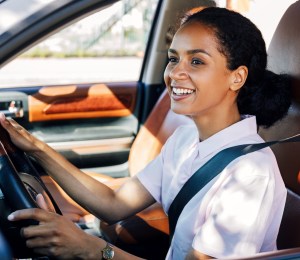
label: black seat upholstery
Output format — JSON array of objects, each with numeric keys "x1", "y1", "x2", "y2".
[{"x1": 277, "y1": 190, "x2": 300, "y2": 249}]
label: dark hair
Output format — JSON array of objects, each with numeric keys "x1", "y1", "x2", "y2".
[{"x1": 181, "y1": 7, "x2": 291, "y2": 128}]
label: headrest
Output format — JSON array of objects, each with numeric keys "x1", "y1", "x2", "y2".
[
  {"x1": 259, "y1": 1, "x2": 300, "y2": 194},
  {"x1": 267, "y1": 1, "x2": 300, "y2": 103}
]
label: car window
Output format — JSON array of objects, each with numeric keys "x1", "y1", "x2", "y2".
[{"x1": 0, "y1": 0, "x2": 158, "y2": 88}]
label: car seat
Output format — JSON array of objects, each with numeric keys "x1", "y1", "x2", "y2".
[{"x1": 258, "y1": 0, "x2": 300, "y2": 251}]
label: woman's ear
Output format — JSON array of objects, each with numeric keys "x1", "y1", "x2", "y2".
[{"x1": 230, "y1": 65, "x2": 248, "y2": 91}]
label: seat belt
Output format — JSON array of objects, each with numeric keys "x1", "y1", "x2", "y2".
[{"x1": 168, "y1": 133, "x2": 300, "y2": 242}]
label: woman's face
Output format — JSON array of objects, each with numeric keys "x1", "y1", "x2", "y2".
[{"x1": 164, "y1": 22, "x2": 237, "y2": 118}]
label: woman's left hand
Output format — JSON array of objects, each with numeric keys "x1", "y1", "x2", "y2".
[{"x1": 0, "y1": 113, "x2": 46, "y2": 153}]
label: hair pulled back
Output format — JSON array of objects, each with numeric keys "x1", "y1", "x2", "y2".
[{"x1": 182, "y1": 7, "x2": 291, "y2": 128}]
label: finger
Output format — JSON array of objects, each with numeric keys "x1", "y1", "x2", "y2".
[
  {"x1": 25, "y1": 235, "x2": 56, "y2": 248},
  {"x1": 0, "y1": 113, "x2": 10, "y2": 128},
  {"x1": 6, "y1": 118, "x2": 27, "y2": 134},
  {"x1": 7, "y1": 208, "x2": 53, "y2": 222},
  {"x1": 8, "y1": 117, "x2": 27, "y2": 130},
  {"x1": 32, "y1": 245, "x2": 63, "y2": 260},
  {"x1": 0, "y1": 112, "x2": 5, "y2": 122},
  {"x1": 0, "y1": 114, "x2": 21, "y2": 136},
  {"x1": 24, "y1": 237, "x2": 57, "y2": 257},
  {"x1": 32, "y1": 247, "x2": 52, "y2": 256},
  {"x1": 21, "y1": 222, "x2": 57, "y2": 239},
  {"x1": 36, "y1": 193, "x2": 49, "y2": 211},
  {"x1": 0, "y1": 113, "x2": 25, "y2": 132},
  {"x1": 0, "y1": 112, "x2": 7, "y2": 122}
]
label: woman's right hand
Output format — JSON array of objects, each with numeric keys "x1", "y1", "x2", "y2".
[
  {"x1": 0, "y1": 113, "x2": 45, "y2": 153},
  {"x1": 7, "y1": 204, "x2": 105, "y2": 259}
]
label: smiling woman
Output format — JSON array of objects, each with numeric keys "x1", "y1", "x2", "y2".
[
  {"x1": 0, "y1": 0, "x2": 299, "y2": 259},
  {"x1": 164, "y1": 22, "x2": 239, "y2": 125},
  {"x1": 0, "y1": 5, "x2": 294, "y2": 260},
  {"x1": 140, "y1": 7, "x2": 291, "y2": 259}
]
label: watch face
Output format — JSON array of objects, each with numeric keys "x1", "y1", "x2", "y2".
[{"x1": 102, "y1": 244, "x2": 114, "y2": 260}]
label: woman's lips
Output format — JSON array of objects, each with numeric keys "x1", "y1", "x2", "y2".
[{"x1": 171, "y1": 87, "x2": 195, "y2": 101}]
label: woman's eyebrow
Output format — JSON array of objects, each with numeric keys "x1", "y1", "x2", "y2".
[
  {"x1": 168, "y1": 48, "x2": 211, "y2": 57},
  {"x1": 168, "y1": 48, "x2": 177, "y2": 54},
  {"x1": 187, "y1": 49, "x2": 211, "y2": 57}
]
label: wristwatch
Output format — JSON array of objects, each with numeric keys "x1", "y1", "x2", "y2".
[{"x1": 101, "y1": 243, "x2": 114, "y2": 259}]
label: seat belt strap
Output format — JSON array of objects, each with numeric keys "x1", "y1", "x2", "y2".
[{"x1": 168, "y1": 133, "x2": 300, "y2": 242}]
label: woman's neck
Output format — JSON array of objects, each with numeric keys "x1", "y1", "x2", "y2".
[{"x1": 192, "y1": 107, "x2": 241, "y2": 141}]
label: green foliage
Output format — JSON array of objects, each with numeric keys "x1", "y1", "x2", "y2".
[{"x1": 21, "y1": 49, "x2": 141, "y2": 58}]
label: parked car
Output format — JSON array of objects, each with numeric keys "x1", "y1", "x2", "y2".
[{"x1": 0, "y1": 0, "x2": 299, "y2": 259}]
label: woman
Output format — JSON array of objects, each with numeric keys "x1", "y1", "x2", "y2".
[{"x1": 0, "y1": 7, "x2": 291, "y2": 260}]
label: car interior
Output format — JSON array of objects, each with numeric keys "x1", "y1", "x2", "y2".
[
  {"x1": 0, "y1": 0, "x2": 300, "y2": 259},
  {"x1": 41, "y1": 1, "x2": 300, "y2": 259}
]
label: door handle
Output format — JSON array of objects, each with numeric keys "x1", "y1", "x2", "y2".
[{"x1": 0, "y1": 100, "x2": 23, "y2": 118}]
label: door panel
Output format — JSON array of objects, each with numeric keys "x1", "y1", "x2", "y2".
[
  {"x1": 0, "y1": 82, "x2": 139, "y2": 178},
  {"x1": 28, "y1": 83, "x2": 137, "y2": 121}
]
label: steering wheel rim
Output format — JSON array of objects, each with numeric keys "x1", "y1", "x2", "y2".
[{"x1": 0, "y1": 124, "x2": 61, "y2": 258}]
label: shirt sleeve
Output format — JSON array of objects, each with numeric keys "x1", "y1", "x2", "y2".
[
  {"x1": 192, "y1": 154, "x2": 278, "y2": 258},
  {"x1": 136, "y1": 125, "x2": 190, "y2": 204},
  {"x1": 136, "y1": 150, "x2": 164, "y2": 204}
]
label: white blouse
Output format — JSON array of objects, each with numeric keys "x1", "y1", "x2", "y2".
[{"x1": 137, "y1": 116, "x2": 286, "y2": 259}]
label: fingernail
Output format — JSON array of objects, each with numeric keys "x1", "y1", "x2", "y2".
[
  {"x1": 7, "y1": 214, "x2": 15, "y2": 221},
  {"x1": 0, "y1": 113, "x2": 9, "y2": 124}
]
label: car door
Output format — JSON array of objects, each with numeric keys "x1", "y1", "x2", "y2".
[{"x1": 0, "y1": 0, "x2": 162, "y2": 178}]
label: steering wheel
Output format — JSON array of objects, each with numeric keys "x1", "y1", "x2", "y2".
[{"x1": 0, "y1": 124, "x2": 61, "y2": 258}]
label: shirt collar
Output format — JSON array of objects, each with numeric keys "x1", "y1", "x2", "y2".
[{"x1": 196, "y1": 115, "x2": 258, "y2": 159}]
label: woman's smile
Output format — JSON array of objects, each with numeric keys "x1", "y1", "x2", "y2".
[{"x1": 171, "y1": 87, "x2": 195, "y2": 101}]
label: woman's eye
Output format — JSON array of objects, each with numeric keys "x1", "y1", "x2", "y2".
[
  {"x1": 191, "y1": 59, "x2": 204, "y2": 65},
  {"x1": 168, "y1": 57, "x2": 178, "y2": 63}
]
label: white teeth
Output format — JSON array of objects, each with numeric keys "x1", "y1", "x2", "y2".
[{"x1": 172, "y1": 87, "x2": 194, "y2": 95}]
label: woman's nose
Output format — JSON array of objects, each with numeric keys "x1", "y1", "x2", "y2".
[{"x1": 169, "y1": 62, "x2": 189, "y2": 80}]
